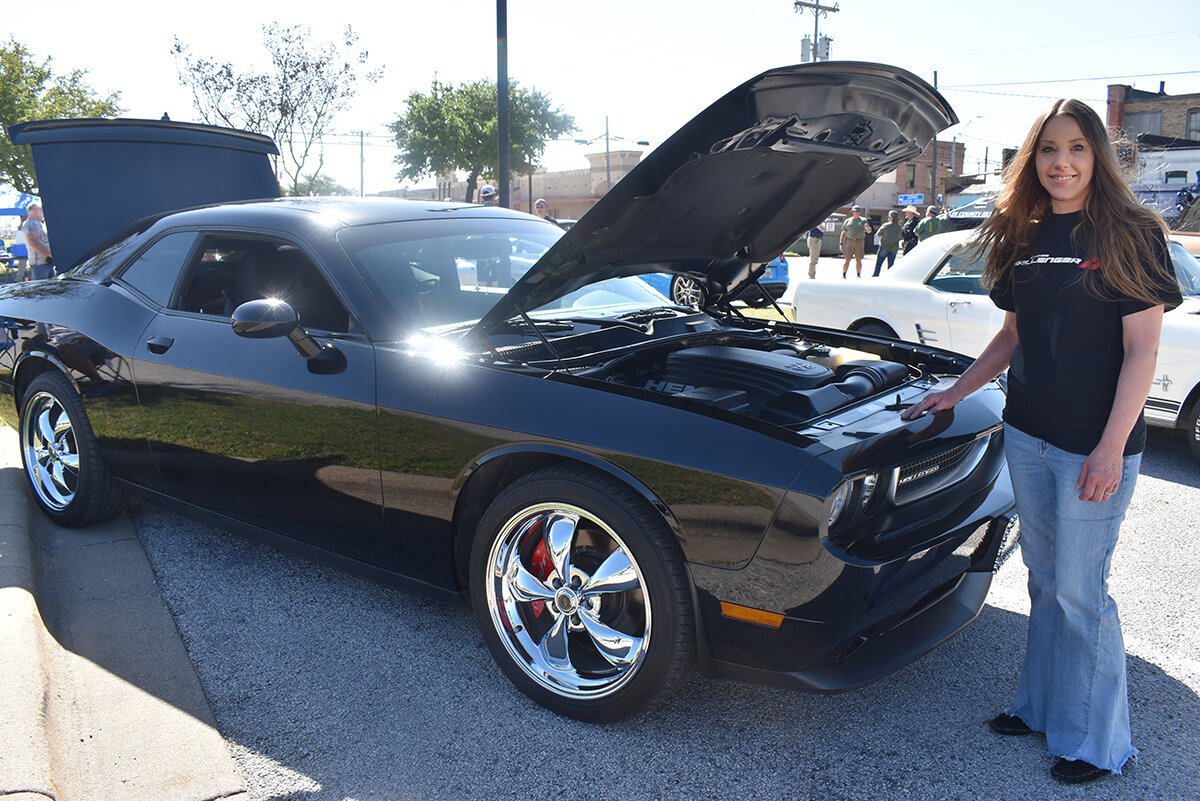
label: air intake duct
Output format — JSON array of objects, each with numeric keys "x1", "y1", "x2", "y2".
[{"x1": 759, "y1": 360, "x2": 910, "y2": 425}]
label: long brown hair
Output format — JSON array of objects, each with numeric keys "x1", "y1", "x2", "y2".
[{"x1": 975, "y1": 98, "x2": 1170, "y2": 304}]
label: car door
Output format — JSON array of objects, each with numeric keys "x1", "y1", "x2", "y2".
[
  {"x1": 129, "y1": 230, "x2": 388, "y2": 565},
  {"x1": 924, "y1": 245, "x2": 1005, "y2": 355}
]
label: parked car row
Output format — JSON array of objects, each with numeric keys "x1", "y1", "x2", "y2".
[{"x1": 789, "y1": 228, "x2": 1200, "y2": 462}]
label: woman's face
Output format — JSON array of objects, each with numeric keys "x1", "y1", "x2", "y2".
[{"x1": 1035, "y1": 114, "x2": 1094, "y2": 214}]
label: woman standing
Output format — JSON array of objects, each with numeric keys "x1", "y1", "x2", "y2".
[{"x1": 903, "y1": 99, "x2": 1180, "y2": 784}]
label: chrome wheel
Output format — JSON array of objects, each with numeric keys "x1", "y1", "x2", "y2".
[
  {"x1": 485, "y1": 502, "x2": 652, "y2": 701},
  {"x1": 21, "y1": 388, "x2": 80, "y2": 511},
  {"x1": 670, "y1": 275, "x2": 707, "y2": 307}
]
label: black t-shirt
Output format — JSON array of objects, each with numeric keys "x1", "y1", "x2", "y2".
[{"x1": 989, "y1": 212, "x2": 1182, "y2": 455}]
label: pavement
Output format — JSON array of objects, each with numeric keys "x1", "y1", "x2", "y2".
[{"x1": 0, "y1": 425, "x2": 249, "y2": 801}]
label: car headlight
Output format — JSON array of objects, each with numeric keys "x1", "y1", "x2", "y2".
[
  {"x1": 828, "y1": 481, "x2": 853, "y2": 527},
  {"x1": 861, "y1": 472, "x2": 879, "y2": 508}
]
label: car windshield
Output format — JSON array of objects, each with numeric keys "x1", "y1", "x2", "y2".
[
  {"x1": 1169, "y1": 242, "x2": 1200, "y2": 297},
  {"x1": 337, "y1": 217, "x2": 668, "y2": 333}
]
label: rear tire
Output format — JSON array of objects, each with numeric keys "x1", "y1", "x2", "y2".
[
  {"x1": 855, "y1": 321, "x2": 897, "y2": 339},
  {"x1": 19, "y1": 371, "x2": 125, "y2": 526},
  {"x1": 470, "y1": 464, "x2": 693, "y2": 722}
]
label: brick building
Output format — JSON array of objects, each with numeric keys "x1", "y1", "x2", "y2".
[{"x1": 1107, "y1": 83, "x2": 1200, "y2": 141}]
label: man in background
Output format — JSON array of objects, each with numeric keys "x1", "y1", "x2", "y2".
[
  {"x1": 806, "y1": 223, "x2": 824, "y2": 279},
  {"x1": 21, "y1": 204, "x2": 52, "y2": 279},
  {"x1": 839, "y1": 205, "x2": 872, "y2": 278}
]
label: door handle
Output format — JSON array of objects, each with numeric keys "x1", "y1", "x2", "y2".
[
  {"x1": 146, "y1": 335, "x2": 174, "y2": 354},
  {"x1": 948, "y1": 300, "x2": 972, "y2": 309}
]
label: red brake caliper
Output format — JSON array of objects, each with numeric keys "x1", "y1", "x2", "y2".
[{"x1": 529, "y1": 537, "x2": 554, "y2": 618}]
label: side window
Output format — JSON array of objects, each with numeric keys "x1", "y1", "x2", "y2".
[
  {"x1": 927, "y1": 245, "x2": 989, "y2": 295},
  {"x1": 117, "y1": 231, "x2": 197, "y2": 307},
  {"x1": 173, "y1": 235, "x2": 351, "y2": 333}
]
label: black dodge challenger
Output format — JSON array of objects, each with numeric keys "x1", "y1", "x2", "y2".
[{"x1": 0, "y1": 62, "x2": 1017, "y2": 722}]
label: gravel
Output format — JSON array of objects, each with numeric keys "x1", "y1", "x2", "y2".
[{"x1": 133, "y1": 427, "x2": 1200, "y2": 800}]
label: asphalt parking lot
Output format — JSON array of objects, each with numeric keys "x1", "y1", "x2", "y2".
[{"x1": 128, "y1": 425, "x2": 1200, "y2": 801}]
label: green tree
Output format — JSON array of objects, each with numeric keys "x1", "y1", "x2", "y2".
[
  {"x1": 0, "y1": 39, "x2": 123, "y2": 193},
  {"x1": 173, "y1": 24, "x2": 382, "y2": 196},
  {"x1": 390, "y1": 78, "x2": 574, "y2": 203},
  {"x1": 283, "y1": 172, "x2": 353, "y2": 196}
]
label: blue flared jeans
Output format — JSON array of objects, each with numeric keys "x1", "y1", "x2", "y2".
[{"x1": 1004, "y1": 425, "x2": 1140, "y2": 773}]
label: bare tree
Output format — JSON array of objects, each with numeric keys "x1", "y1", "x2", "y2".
[{"x1": 173, "y1": 24, "x2": 382, "y2": 195}]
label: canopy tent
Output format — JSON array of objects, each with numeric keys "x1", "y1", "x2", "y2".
[{"x1": 0, "y1": 187, "x2": 39, "y2": 216}]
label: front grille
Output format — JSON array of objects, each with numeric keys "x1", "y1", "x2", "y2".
[{"x1": 893, "y1": 434, "x2": 991, "y2": 505}]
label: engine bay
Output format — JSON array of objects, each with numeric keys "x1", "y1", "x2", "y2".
[{"x1": 486, "y1": 310, "x2": 923, "y2": 428}]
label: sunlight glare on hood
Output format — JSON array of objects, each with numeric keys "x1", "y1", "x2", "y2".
[{"x1": 406, "y1": 334, "x2": 465, "y2": 368}]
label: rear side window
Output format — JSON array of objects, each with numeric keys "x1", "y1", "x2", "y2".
[
  {"x1": 117, "y1": 231, "x2": 197, "y2": 307},
  {"x1": 173, "y1": 235, "x2": 351, "y2": 333}
]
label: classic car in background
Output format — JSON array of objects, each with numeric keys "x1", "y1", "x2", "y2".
[
  {"x1": 790, "y1": 228, "x2": 1200, "y2": 462},
  {"x1": 1, "y1": 62, "x2": 1018, "y2": 723}
]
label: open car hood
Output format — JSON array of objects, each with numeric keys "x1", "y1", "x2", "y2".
[
  {"x1": 472, "y1": 61, "x2": 955, "y2": 337},
  {"x1": 9, "y1": 118, "x2": 279, "y2": 272}
]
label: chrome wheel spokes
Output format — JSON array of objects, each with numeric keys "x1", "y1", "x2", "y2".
[
  {"x1": 22, "y1": 391, "x2": 80, "y2": 511},
  {"x1": 487, "y1": 503, "x2": 651, "y2": 699}
]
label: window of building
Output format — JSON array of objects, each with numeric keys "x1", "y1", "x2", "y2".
[
  {"x1": 1166, "y1": 170, "x2": 1188, "y2": 184},
  {"x1": 1123, "y1": 110, "x2": 1162, "y2": 137},
  {"x1": 1187, "y1": 109, "x2": 1200, "y2": 142},
  {"x1": 905, "y1": 164, "x2": 916, "y2": 189}
]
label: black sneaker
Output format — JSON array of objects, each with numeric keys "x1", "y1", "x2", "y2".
[
  {"x1": 988, "y1": 713, "x2": 1035, "y2": 736},
  {"x1": 1051, "y1": 758, "x2": 1111, "y2": 784}
]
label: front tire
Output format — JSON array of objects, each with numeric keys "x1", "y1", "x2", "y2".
[
  {"x1": 19, "y1": 371, "x2": 125, "y2": 526},
  {"x1": 470, "y1": 464, "x2": 693, "y2": 722},
  {"x1": 1187, "y1": 398, "x2": 1200, "y2": 464}
]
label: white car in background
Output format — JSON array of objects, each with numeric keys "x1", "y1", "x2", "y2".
[{"x1": 791, "y1": 228, "x2": 1200, "y2": 462}]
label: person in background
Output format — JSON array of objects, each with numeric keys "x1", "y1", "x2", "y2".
[
  {"x1": 806, "y1": 223, "x2": 824, "y2": 279},
  {"x1": 902, "y1": 98, "x2": 1180, "y2": 786},
  {"x1": 21, "y1": 204, "x2": 53, "y2": 279},
  {"x1": 915, "y1": 204, "x2": 943, "y2": 243},
  {"x1": 900, "y1": 205, "x2": 920, "y2": 254},
  {"x1": 872, "y1": 210, "x2": 902, "y2": 276},
  {"x1": 14, "y1": 214, "x2": 28, "y2": 282},
  {"x1": 839, "y1": 205, "x2": 872, "y2": 278},
  {"x1": 533, "y1": 198, "x2": 558, "y2": 226},
  {"x1": 479, "y1": 185, "x2": 498, "y2": 206}
]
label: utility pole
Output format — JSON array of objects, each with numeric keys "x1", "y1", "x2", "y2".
[
  {"x1": 931, "y1": 70, "x2": 938, "y2": 207},
  {"x1": 496, "y1": 0, "x2": 510, "y2": 208},
  {"x1": 793, "y1": 1, "x2": 838, "y2": 62}
]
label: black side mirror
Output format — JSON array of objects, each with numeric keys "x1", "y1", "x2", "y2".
[{"x1": 231, "y1": 298, "x2": 345, "y2": 374}]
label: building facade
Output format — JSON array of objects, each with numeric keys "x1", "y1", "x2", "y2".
[{"x1": 1107, "y1": 83, "x2": 1200, "y2": 142}]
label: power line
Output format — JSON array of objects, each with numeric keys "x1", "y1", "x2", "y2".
[
  {"x1": 944, "y1": 70, "x2": 1200, "y2": 89},
  {"x1": 942, "y1": 87, "x2": 1107, "y2": 102}
]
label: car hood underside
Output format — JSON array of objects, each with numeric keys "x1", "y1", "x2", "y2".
[{"x1": 473, "y1": 62, "x2": 956, "y2": 335}]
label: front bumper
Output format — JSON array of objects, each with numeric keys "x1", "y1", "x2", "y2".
[{"x1": 689, "y1": 456, "x2": 1018, "y2": 692}]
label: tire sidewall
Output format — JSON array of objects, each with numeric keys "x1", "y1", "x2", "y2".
[
  {"x1": 1189, "y1": 399, "x2": 1200, "y2": 464},
  {"x1": 19, "y1": 371, "x2": 116, "y2": 526},
  {"x1": 469, "y1": 468, "x2": 689, "y2": 723}
]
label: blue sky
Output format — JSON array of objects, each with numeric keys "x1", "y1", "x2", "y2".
[{"x1": 9, "y1": 0, "x2": 1200, "y2": 193}]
